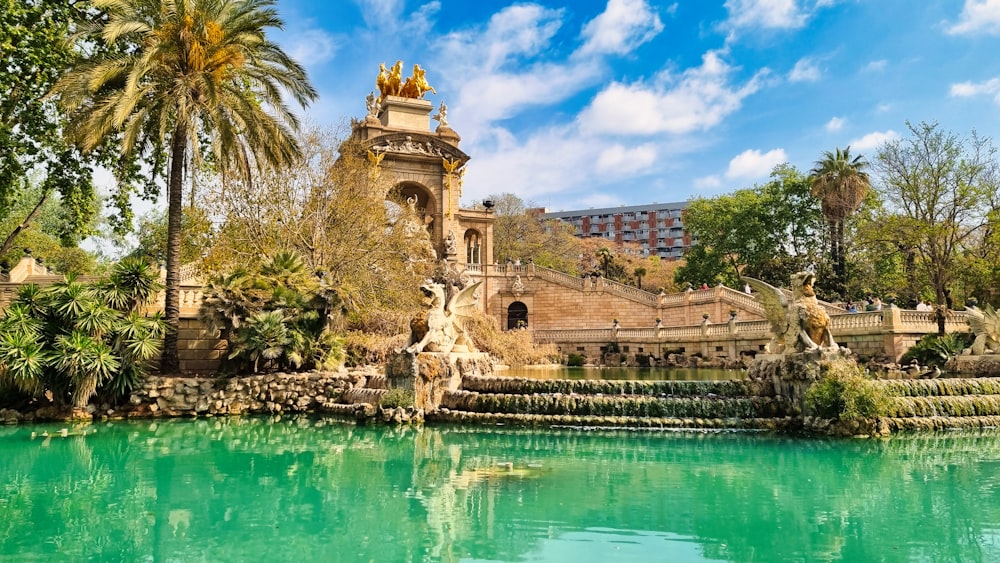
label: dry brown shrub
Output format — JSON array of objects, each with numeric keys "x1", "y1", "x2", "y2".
[
  {"x1": 347, "y1": 307, "x2": 414, "y2": 335},
  {"x1": 462, "y1": 312, "x2": 559, "y2": 367},
  {"x1": 344, "y1": 330, "x2": 408, "y2": 367}
]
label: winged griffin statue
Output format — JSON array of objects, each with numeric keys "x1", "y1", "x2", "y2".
[
  {"x1": 407, "y1": 281, "x2": 482, "y2": 355},
  {"x1": 743, "y1": 272, "x2": 840, "y2": 354},
  {"x1": 964, "y1": 305, "x2": 1000, "y2": 355}
]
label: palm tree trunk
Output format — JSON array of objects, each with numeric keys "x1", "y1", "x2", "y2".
[
  {"x1": 161, "y1": 120, "x2": 187, "y2": 373},
  {"x1": 827, "y1": 219, "x2": 844, "y2": 296},
  {"x1": 834, "y1": 219, "x2": 845, "y2": 298}
]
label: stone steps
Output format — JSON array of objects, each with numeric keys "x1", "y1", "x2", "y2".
[
  {"x1": 441, "y1": 390, "x2": 786, "y2": 419},
  {"x1": 877, "y1": 378, "x2": 1000, "y2": 397},
  {"x1": 886, "y1": 395, "x2": 1000, "y2": 418},
  {"x1": 461, "y1": 375, "x2": 770, "y2": 398},
  {"x1": 433, "y1": 409, "x2": 795, "y2": 430},
  {"x1": 885, "y1": 415, "x2": 1000, "y2": 431}
]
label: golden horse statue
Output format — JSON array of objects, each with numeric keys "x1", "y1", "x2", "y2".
[
  {"x1": 377, "y1": 61, "x2": 435, "y2": 102},
  {"x1": 376, "y1": 60, "x2": 404, "y2": 103}
]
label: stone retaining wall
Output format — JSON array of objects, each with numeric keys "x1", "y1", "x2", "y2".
[{"x1": 0, "y1": 369, "x2": 388, "y2": 424}]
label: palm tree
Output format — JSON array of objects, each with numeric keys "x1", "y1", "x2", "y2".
[
  {"x1": 809, "y1": 146, "x2": 871, "y2": 298},
  {"x1": 54, "y1": 0, "x2": 316, "y2": 371},
  {"x1": 633, "y1": 266, "x2": 647, "y2": 290}
]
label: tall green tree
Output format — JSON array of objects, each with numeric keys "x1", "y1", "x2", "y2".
[
  {"x1": 54, "y1": 0, "x2": 316, "y2": 371},
  {"x1": 676, "y1": 165, "x2": 823, "y2": 289},
  {"x1": 809, "y1": 146, "x2": 871, "y2": 298},
  {"x1": 872, "y1": 121, "x2": 999, "y2": 312},
  {"x1": 0, "y1": 0, "x2": 111, "y2": 255}
]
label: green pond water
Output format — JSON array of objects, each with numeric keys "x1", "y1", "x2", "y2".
[
  {"x1": 3, "y1": 418, "x2": 1000, "y2": 562},
  {"x1": 501, "y1": 366, "x2": 743, "y2": 381}
]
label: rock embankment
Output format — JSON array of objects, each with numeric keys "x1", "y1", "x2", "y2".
[{"x1": 1, "y1": 368, "x2": 420, "y2": 424}]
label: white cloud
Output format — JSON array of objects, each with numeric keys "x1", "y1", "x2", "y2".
[
  {"x1": 950, "y1": 77, "x2": 1000, "y2": 103},
  {"x1": 788, "y1": 58, "x2": 821, "y2": 82},
  {"x1": 595, "y1": 144, "x2": 658, "y2": 174},
  {"x1": 461, "y1": 126, "x2": 597, "y2": 202},
  {"x1": 725, "y1": 148, "x2": 787, "y2": 179},
  {"x1": 875, "y1": 103, "x2": 892, "y2": 113},
  {"x1": 723, "y1": 0, "x2": 807, "y2": 30},
  {"x1": 863, "y1": 59, "x2": 887, "y2": 72},
  {"x1": 848, "y1": 130, "x2": 899, "y2": 152},
  {"x1": 825, "y1": 116, "x2": 845, "y2": 131},
  {"x1": 946, "y1": 0, "x2": 1000, "y2": 35},
  {"x1": 286, "y1": 29, "x2": 339, "y2": 67},
  {"x1": 578, "y1": 50, "x2": 765, "y2": 136},
  {"x1": 359, "y1": 0, "x2": 440, "y2": 36},
  {"x1": 436, "y1": 5, "x2": 605, "y2": 141},
  {"x1": 576, "y1": 0, "x2": 664, "y2": 57}
]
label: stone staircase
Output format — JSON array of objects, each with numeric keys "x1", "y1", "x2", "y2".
[
  {"x1": 432, "y1": 376, "x2": 795, "y2": 430},
  {"x1": 878, "y1": 378, "x2": 1000, "y2": 431}
]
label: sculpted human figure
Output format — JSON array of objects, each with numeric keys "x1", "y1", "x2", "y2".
[
  {"x1": 433, "y1": 102, "x2": 448, "y2": 127},
  {"x1": 386, "y1": 60, "x2": 403, "y2": 98}
]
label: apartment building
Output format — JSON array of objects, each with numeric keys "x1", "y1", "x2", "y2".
[{"x1": 541, "y1": 201, "x2": 691, "y2": 260}]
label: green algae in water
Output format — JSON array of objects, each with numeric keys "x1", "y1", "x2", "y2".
[{"x1": 3, "y1": 418, "x2": 1000, "y2": 562}]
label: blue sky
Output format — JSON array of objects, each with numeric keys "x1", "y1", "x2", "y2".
[{"x1": 268, "y1": 0, "x2": 1000, "y2": 212}]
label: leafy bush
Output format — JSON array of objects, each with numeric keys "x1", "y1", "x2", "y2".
[
  {"x1": 201, "y1": 250, "x2": 343, "y2": 373},
  {"x1": 380, "y1": 388, "x2": 414, "y2": 408},
  {"x1": 0, "y1": 257, "x2": 166, "y2": 407},
  {"x1": 806, "y1": 361, "x2": 889, "y2": 421},
  {"x1": 566, "y1": 353, "x2": 586, "y2": 367},
  {"x1": 899, "y1": 332, "x2": 971, "y2": 368}
]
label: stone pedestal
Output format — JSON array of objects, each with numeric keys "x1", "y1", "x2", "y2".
[
  {"x1": 748, "y1": 351, "x2": 855, "y2": 416},
  {"x1": 386, "y1": 351, "x2": 493, "y2": 411},
  {"x1": 379, "y1": 96, "x2": 433, "y2": 131}
]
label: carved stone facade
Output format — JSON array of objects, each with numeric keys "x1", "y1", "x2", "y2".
[{"x1": 351, "y1": 95, "x2": 494, "y2": 268}]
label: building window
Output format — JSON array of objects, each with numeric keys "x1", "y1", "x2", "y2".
[{"x1": 465, "y1": 230, "x2": 481, "y2": 264}]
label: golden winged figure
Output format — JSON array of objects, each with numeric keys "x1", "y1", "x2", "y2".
[
  {"x1": 442, "y1": 157, "x2": 461, "y2": 174},
  {"x1": 743, "y1": 272, "x2": 839, "y2": 354}
]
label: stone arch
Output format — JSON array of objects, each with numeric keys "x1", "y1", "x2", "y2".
[
  {"x1": 507, "y1": 301, "x2": 528, "y2": 330},
  {"x1": 391, "y1": 182, "x2": 435, "y2": 216},
  {"x1": 464, "y1": 229, "x2": 482, "y2": 265}
]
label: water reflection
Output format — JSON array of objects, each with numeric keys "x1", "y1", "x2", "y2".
[{"x1": 2, "y1": 419, "x2": 1000, "y2": 562}]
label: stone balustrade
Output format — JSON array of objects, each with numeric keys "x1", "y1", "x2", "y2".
[{"x1": 533, "y1": 306, "x2": 971, "y2": 362}]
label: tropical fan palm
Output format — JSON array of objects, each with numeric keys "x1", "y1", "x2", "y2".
[
  {"x1": 0, "y1": 258, "x2": 166, "y2": 408},
  {"x1": 55, "y1": 0, "x2": 316, "y2": 372},
  {"x1": 101, "y1": 256, "x2": 163, "y2": 314},
  {"x1": 204, "y1": 250, "x2": 343, "y2": 373},
  {"x1": 809, "y1": 146, "x2": 871, "y2": 297},
  {"x1": 228, "y1": 309, "x2": 291, "y2": 373}
]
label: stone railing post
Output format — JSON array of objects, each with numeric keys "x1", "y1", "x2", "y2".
[{"x1": 881, "y1": 304, "x2": 903, "y2": 360}]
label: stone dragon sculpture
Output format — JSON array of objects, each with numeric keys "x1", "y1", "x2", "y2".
[
  {"x1": 964, "y1": 305, "x2": 1000, "y2": 355},
  {"x1": 406, "y1": 281, "x2": 482, "y2": 355},
  {"x1": 743, "y1": 272, "x2": 840, "y2": 354}
]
